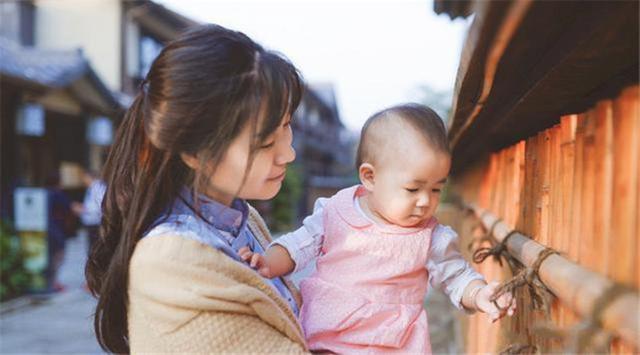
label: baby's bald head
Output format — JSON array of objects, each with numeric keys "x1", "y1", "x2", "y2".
[{"x1": 356, "y1": 104, "x2": 450, "y2": 169}]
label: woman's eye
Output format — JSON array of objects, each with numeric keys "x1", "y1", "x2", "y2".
[
  {"x1": 405, "y1": 188, "x2": 418, "y2": 193},
  {"x1": 260, "y1": 141, "x2": 275, "y2": 149},
  {"x1": 283, "y1": 120, "x2": 291, "y2": 127}
]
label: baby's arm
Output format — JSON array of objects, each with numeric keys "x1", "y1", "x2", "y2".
[
  {"x1": 427, "y1": 225, "x2": 515, "y2": 321},
  {"x1": 460, "y1": 279, "x2": 516, "y2": 322},
  {"x1": 240, "y1": 197, "x2": 328, "y2": 278}
]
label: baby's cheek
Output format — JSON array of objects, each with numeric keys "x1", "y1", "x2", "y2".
[
  {"x1": 424, "y1": 203, "x2": 435, "y2": 218},
  {"x1": 386, "y1": 200, "x2": 405, "y2": 218}
]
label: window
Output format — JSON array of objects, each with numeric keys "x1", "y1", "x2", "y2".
[
  {"x1": 86, "y1": 116, "x2": 113, "y2": 146},
  {"x1": 16, "y1": 103, "x2": 44, "y2": 137},
  {"x1": 139, "y1": 34, "x2": 163, "y2": 78}
]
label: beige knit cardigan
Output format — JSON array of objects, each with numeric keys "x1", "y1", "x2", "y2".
[{"x1": 128, "y1": 206, "x2": 309, "y2": 353}]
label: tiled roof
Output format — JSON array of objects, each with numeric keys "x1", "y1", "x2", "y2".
[
  {"x1": 0, "y1": 37, "x2": 122, "y2": 114},
  {"x1": 0, "y1": 37, "x2": 88, "y2": 87}
]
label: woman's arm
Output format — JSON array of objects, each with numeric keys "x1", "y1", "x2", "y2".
[{"x1": 129, "y1": 235, "x2": 308, "y2": 353}]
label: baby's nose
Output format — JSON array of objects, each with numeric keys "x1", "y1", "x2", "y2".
[{"x1": 416, "y1": 195, "x2": 430, "y2": 207}]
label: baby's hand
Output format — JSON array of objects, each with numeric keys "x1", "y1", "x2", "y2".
[
  {"x1": 238, "y1": 247, "x2": 273, "y2": 278},
  {"x1": 475, "y1": 281, "x2": 516, "y2": 323}
]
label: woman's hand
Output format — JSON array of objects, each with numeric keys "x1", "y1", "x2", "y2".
[
  {"x1": 475, "y1": 281, "x2": 516, "y2": 322},
  {"x1": 238, "y1": 247, "x2": 274, "y2": 278}
]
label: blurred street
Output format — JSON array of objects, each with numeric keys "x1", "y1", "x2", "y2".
[{"x1": 0, "y1": 233, "x2": 103, "y2": 354}]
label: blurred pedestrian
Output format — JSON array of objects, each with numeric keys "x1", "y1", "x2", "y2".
[
  {"x1": 75, "y1": 170, "x2": 106, "y2": 256},
  {"x1": 45, "y1": 171, "x2": 77, "y2": 293}
]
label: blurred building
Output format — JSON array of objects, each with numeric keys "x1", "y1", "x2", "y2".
[
  {"x1": 0, "y1": 0, "x2": 196, "y2": 216},
  {"x1": 292, "y1": 83, "x2": 357, "y2": 218},
  {"x1": 1, "y1": 0, "x2": 357, "y2": 229}
]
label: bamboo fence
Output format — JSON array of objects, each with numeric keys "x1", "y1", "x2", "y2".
[{"x1": 445, "y1": 85, "x2": 640, "y2": 353}]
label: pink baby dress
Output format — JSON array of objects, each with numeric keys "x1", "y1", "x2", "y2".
[{"x1": 299, "y1": 185, "x2": 437, "y2": 354}]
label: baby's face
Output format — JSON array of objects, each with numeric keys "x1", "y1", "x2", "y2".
[{"x1": 368, "y1": 145, "x2": 450, "y2": 228}]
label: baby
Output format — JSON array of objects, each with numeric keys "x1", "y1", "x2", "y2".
[{"x1": 240, "y1": 103, "x2": 515, "y2": 353}]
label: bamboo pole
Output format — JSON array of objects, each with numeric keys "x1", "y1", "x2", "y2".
[{"x1": 466, "y1": 204, "x2": 640, "y2": 348}]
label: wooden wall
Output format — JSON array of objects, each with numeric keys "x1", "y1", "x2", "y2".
[{"x1": 446, "y1": 85, "x2": 639, "y2": 353}]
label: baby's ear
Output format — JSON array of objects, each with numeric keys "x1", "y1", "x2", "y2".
[{"x1": 358, "y1": 163, "x2": 375, "y2": 191}]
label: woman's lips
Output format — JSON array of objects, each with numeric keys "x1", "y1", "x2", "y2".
[{"x1": 268, "y1": 171, "x2": 286, "y2": 181}]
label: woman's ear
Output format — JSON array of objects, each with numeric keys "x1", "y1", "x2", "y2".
[
  {"x1": 359, "y1": 163, "x2": 375, "y2": 191},
  {"x1": 180, "y1": 153, "x2": 200, "y2": 171}
]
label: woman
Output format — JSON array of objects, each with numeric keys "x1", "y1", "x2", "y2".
[{"x1": 86, "y1": 24, "x2": 307, "y2": 353}]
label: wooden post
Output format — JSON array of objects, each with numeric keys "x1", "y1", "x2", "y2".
[
  {"x1": 610, "y1": 86, "x2": 639, "y2": 286},
  {"x1": 593, "y1": 101, "x2": 614, "y2": 276},
  {"x1": 580, "y1": 111, "x2": 597, "y2": 270}
]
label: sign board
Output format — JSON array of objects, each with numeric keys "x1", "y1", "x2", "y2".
[{"x1": 14, "y1": 188, "x2": 48, "y2": 232}]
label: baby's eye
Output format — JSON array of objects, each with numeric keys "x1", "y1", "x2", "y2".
[
  {"x1": 405, "y1": 188, "x2": 419, "y2": 193},
  {"x1": 432, "y1": 188, "x2": 442, "y2": 193}
]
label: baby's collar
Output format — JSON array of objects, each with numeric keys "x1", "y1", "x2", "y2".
[{"x1": 334, "y1": 185, "x2": 437, "y2": 234}]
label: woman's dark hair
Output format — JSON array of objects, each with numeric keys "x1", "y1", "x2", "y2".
[
  {"x1": 355, "y1": 103, "x2": 450, "y2": 168},
  {"x1": 85, "y1": 24, "x2": 303, "y2": 353}
]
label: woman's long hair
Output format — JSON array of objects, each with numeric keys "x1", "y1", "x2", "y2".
[{"x1": 85, "y1": 24, "x2": 303, "y2": 353}]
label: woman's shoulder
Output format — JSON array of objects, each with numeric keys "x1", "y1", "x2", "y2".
[
  {"x1": 144, "y1": 213, "x2": 208, "y2": 243},
  {"x1": 131, "y1": 229, "x2": 252, "y2": 283},
  {"x1": 129, "y1": 234, "x2": 252, "y2": 299},
  {"x1": 144, "y1": 211, "x2": 238, "y2": 255},
  {"x1": 132, "y1": 231, "x2": 224, "y2": 269},
  {"x1": 245, "y1": 203, "x2": 274, "y2": 245}
]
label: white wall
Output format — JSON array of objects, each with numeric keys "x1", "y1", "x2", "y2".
[{"x1": 35, "y1": 0, "x2": 122, "y2": 90}]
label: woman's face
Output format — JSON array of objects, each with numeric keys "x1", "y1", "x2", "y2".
[{"x1": 195, "y1": 114, "x2": 296, "y2": 205}]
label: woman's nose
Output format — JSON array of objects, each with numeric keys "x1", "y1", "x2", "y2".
[{"x1": 275, "y1": 143, "x2": 296, "y2": 165}]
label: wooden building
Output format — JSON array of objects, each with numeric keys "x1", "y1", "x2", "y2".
[
  {"x1": 120, "y1": 0, "x2": 199, "y2": 95},
  {"x1": 435, "y1": 0, "x2": 639, "y2": 353},
  {"x1": 0, "y1": 0, "x2": 196, "y2": 216},
  {"x1": 293, "y1": 83, "x2": 357, "y2": 216},
  {"x1": 0, "y1": 34, "x2": 121, "y2": 216},
  {"x1": 1, "y1": 0, "x2": 354, "y2": 228}
]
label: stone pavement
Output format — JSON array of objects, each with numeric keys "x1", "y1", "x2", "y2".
[{"x1": 0, "y1": 231, "x2": 104, "y2": 354}]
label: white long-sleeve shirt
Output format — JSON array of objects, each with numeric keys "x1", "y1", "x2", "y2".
[
  {"x1": 80, "y1": 179, "x2": 106, "y2": 226},
  {"x1": 271, "y1": 197, "x2": 485, "y2": 310}
]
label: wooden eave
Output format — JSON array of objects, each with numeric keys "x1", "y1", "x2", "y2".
[
  {"x1": 127, "y1": 1, "x2": 198, "y2": 42},
  {"x1": 447, "y1": 0, "x2": 639, "y2": 174}
]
